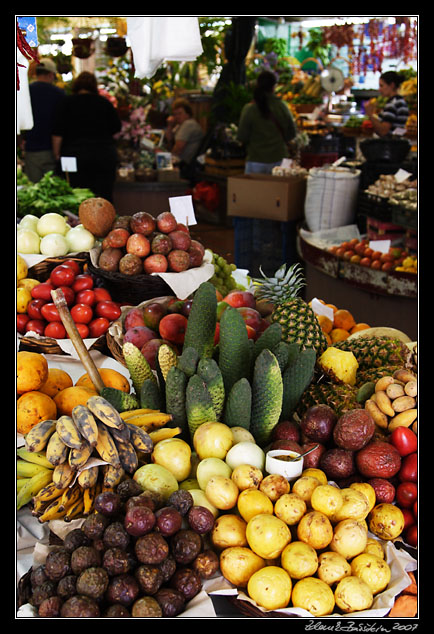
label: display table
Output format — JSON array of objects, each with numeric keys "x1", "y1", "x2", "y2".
[{"x1": 113, "y1": 179, "x2": 190, "y2": 216}]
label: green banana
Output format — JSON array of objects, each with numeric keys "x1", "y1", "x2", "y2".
[
  {"x1": 17, "y1": 478, "x2": 31, "y2": 492},
  {"x1": 16, "y1": 460, "x2": 52, "y2": 479},
  {"x1": 16, "y1": 447, "x2": 53, "y2": 469},
  {"x1": 17, "y1": 469, "x2": 53, "y2": 510}
]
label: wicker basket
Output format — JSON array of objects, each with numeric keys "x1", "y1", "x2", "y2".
[
  {"x1": 226, "y1": 596, "x2": 300, "y2": 618},
  {"x1": 27, "y1": 252, "x2": 89, "y2": 282}
]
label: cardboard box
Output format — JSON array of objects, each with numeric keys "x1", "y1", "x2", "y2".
[{"x1": 227, "y1": 173, "x2": 307, "y2": 222}]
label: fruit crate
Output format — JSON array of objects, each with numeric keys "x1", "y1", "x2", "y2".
[
  {"x1": 357, "y1": 191, "x2": 394, "y2": 222},
  {"x1": 391, "y1": 204, "x2": 418, "y2": 231},
  {"x1": 232, "y1": 217, "x2": 299, "y2": 278},
  {"x1": 366, "y1": 216, "x2": 406, "y2": 243}
]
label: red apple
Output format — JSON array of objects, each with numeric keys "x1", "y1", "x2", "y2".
[
  {"x1": 143, "y1": 302, "x2": 167, "y2": 330},
  {"x1": 124, "y1": 307, "x2": 145, "y2": 331},
  {"x1": 223, "y1": 290, "x2": 256, "y2": 309},
  {"x1": 237, "y1": 307, "x2": 262, "y2": 331},
  {"x1": 158, "y1": 313, "x2": 188, "y2": 345},
  {"x1": 156, "y1": 211, "x2": 177, "y2": 234},
  {"x1": 124, "y1": 326, "x2": 158, "y2": 349},
  {"x1": 245, "y1": 325, "x2": 257, "y2": 340}
]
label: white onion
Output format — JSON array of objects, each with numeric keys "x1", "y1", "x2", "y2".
[
  {"x1": 65, "y1": 225, "x2": 95, "y2": 252},
  {"x1": 37, "y1": 213, "x2": 69, "y2": 237},
  {"x1": 17, "y1": 229, "x2": 40, "y2": 254},
  {"x1": 19, "y1": 214, "x2": 39, "y2": 232},
  {"x1": 40, "y1": 233, "x2": 69, "y2": 256}
]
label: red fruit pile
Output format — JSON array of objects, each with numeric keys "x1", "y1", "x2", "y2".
[
  {"x1": 328, "y1": 238, "x2": 409, "y2": 272},
  {"x1": 17, "y1": 259, "x2": 121, "y2": 340},
  {"x1": 389, "y1": 427, "x2": 418, "y2": 547},
  {"x1": 97, "y1": 211, "x2": 206, "y2": 276}
]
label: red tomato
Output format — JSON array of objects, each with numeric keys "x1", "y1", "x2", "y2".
[
  {"x1": 399, "y1": 452, "x2": 417, "y2": 482},
  {"x1": 70, "y1": 303, "x2": 93, "y2": 324},
  {"x1": 72, "y1": 274, "x2": 94, "y2": 292},
  {"x1": 62, "y1": 259, "x2": 81, "y2": 275},
  {"x1": 396, "y1": 482, "x2": 417, "y2": 508},
  {"x1": 88, "y1": 317, "x2": 110, "y2": 338},
  {"x1": 41, "y1": 302, "x2": 61, "y2": 322},
  {"x1": 27, "y1": 298, "x2": 47, "y2": 320},
  {"x1": 31, "y1": 282, "x2": 55, "y2": 301},
  {"x1": 25, "y1": 319, "x2": 45, "y2": 336},
  {"x1": 413, "y1": 500, "x2": 417, "y2": 517},
  {"x1": 405, "y1": 524, "x2": 417, "y2": 547},
  {"x1": 93, "y1": 287, "x2": 112, "y2": 302},
  {"x1": 401, "y1": 508, "x2": 416, "y2": 531},
  {"x1": 50, "y1": 264, "x2": 76, "y2": 287},
  {"x1": 17, "y1": 313, "x2": 30, "y2": 334},
  {"x1": 57, "y1": 286, "x2": 75, "y2": 306},
  {"x1": 69, "y1": 322, "x2": 89, "y2": 339},
  {"x1": 389, "y1": 427, "x2": 417, "y2": 457},
  {"x1": 75, "y1": 289, "x2": 96, "y2": 306},
  {"x1": 44, "y1": 321, "x2": 67, "y2": 339},
  {"x1": 95, "y1": 300, "x2": 121, "y2": 321}
]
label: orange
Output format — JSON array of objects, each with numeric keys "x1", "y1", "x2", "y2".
[
  {"x1": 350, "y1": 323, "x2": 371, "y2": 334},
  {"x1": 17, "y1": 351, "x2": 49, "y2": 395},
  {"x1": 325, "y1": 303, "x2": 338, "y2": 314},
  {"x1": 317, "y1": 314, "x2": 333, "y2": 334},
  {"x1": 39, "y1": 368, "x2": 73, "y2": 398},
  {"x1": 54, "y1": 385, "x2": 98, "y2": 417},
  {"x1": 17, "y1": 391, "x2": 57, "y2": 435},
  {"x1": 333, "y1": 309, "x2": 356, "y2": 331},
  {"x1": 330, "y1": 328, "x2": 350, "y2": 343},
  {"x1": 76, "y1": 368, "x2": 130, "y2": 393}
]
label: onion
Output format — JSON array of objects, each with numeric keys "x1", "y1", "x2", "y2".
[
  {"x1": 37, "y1": 213, "x2": 69, "y2": 237},
  {"x1": 17, "y1": 228, "x2": 40, "y2": 254},
  {"x1": 40, "y1": 233, "x2": 69, "y2": 256},
  {"x1": 65, "y1": 225, "x2": 95, "y2": 252},
  {"x1": 19, "y1": 214, "x2": 39, "y2": 232}
]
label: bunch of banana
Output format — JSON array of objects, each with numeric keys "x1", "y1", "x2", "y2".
[
  {"x1": 301, "y1": 75, "x2": 322, "y2": 98},
  {"x1": 31, "y1": 473, "x2": 105, "y2": 523},
  {"x1": 17, "y1": 448, "x2": 54, "y2": 511}
]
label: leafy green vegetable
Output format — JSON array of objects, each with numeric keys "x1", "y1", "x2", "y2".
[{"x1": 17, "y1": 171, "x2": 94, "y2": 218}]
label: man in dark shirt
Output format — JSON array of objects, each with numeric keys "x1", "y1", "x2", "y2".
[{"x1": 23, "y1": 58, "x2": 65, "y2": 182}]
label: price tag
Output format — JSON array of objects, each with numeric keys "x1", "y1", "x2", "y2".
[
  {"x1": 280, "y1": 158, "x2": 293, "y2": 169},
  {"x1": 369, "y1": 239, "x2": 390, "y2": 254},
  {"x1": 394, "y1": 168, "x2": 412, "y2": 183},
  {"x1": 60, "y1": 157, "x2": 77, "y2": 172},
  {"x1": 311, "y1": 298, "x2": 334, "y2": 322},
  {"x1": 169, "y1": 195, "x2": 197, "y2": 226}
]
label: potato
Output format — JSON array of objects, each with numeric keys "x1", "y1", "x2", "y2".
[
  {"x1": 351, "y1": 553, "x2": 391, "y2": 594},
  {"x1": 363, "y1": 537, "x2": 385, "y2": 560},
  {"x1": 330, "y1": 487, "x2": 370, "y2": 522},
  {"x1": 219, "y1": 546, "x2": 265, "y2": 587},
  {"x1": 291, "y1": 476, "x2": 320, "y2": 505},
  {"x1": 231, "y1": 464, "x2": 263, "y2": 491},
  {"x1": 196, "y1": 457, "x2": 232, "y2": 490},
  {"x1": 349, "y1": 482, "x2": 376, "y2": 513},
  {"x1": 330, "y1": 519, "x2": 367, "y2": 560},
  {"x1": 246, "y1": 513, "x2": 292, "y2": 560},
  {"x1": 310, "y1": 484, "x2": 344, "y2": 518},
  {"x1": 334, "y1": 576, "x2": 373, "y2": 613},
  {"x1": 211, "y1": 514, "x2": 248, "y2": 550},
  {"x1": 368, "y1": 503, "x2": 405, "y2": 540},
  {"x1": 296, "y1": 511, "x2": 333, "y2": 550},
  {"x1": 259, "y1": 474, "x2": 290, "y2": 502},
  {"x1": 274, "y1": 493, "x2": 306, "y2": 526},
  {"x1": 281, "y1": 541, "x2": 318, "y2": 580},
  {"x1": 205, "y1": 475, "x2": 239, "y2": 510},
  {"x1": 237, "y1": 488, "x2": 273, "y2": 523},
  {"x1": 317, "y1": 551, "x2": 351, "y2": 586},
  {"x1": 291, "y1": 577, "x2": 335, "y2": 617},
  {"x1": 247, "y1": 566, "x2": 292, "y2": 611},
  {"x1": 301, "y1": 467, "x2": 328, "y2": 485}
]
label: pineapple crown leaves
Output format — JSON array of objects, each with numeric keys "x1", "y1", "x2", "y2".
[{"x1": 251, "y1": 262, "x2": 306, "y2": 301}]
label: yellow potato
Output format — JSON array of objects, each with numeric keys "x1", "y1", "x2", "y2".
[
  {"x1": 351, "y1": 553, "x2": 391, "y2": 594},
  {"x1": 363, "y1": 537, "x2": 385, "y2": 560},
  {"x1": 330, "y1": 487, "x2": 370, "y2": 522},
  {"x1": 330, "y1": 519, "x2": 368, "y2": 560},
  {"x1": 246, "y1": 513, "x2": 291, "y2": 560},
  {"x1": 334, "y1": 576, "x2": 373, "y2": 613},
  {"x1": 211, "y1": 514, "x2": 248, "y2": 550},
  {"x1": 247, "y1": 566, "x2": 292, "y2": 611},
  {"x1": 302, "y1": 467, "x2": 328, "y2": 485},
  {"x1": 274, "y1": 493, "x2": 306, "y2": 526},
  {"x1": 231, "y1": 464, "x2": 263, "y2": 491},
  {"x1": 205, "y1": 475, "x2": 239, "y2": 510},
  {"x1": 368, "y1": 503, "x2": 405, "y2": 541},
  {"x1": 259, "y1": 474, "x2": 290, "y2": 502},
  {"x1": 291, "y1": 476, "x2": 320, "y2": 505},
  {"x1": 317, "y1": 551, "x2": 351, "y2": 586},
  {"x1": 297, "y1": 511, "x2": 333, "y2": 550},
  {"x1": 350, "y1": 482, "x2": 376, "y2": 513},
  {"x1": 310, "y1": 484, "x2": 344, "y2": 518},
  {"x1": 291, "y1": 577, "x2": 335, "y2": 617},
  {"x1": 237, "y1": 488, "x2": 273, "y2": 522},
  {"x1": 219, "y1": 546, "x2": 265, "y2": 587},
  {"x1": 281, "y1": 541, "x2": 318, "y2": 580}
]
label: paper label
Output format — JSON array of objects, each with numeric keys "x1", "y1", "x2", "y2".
[
  {"x1": 280, "y1": 158, "x2": 293, "y2": 169},
  {"x1": 60, "y1": 156, "x2": 77, "y2": 172},
  {"x1": 394, "y1": 168, "x2": 412, "y2": 183},
  {"x1": 369, "y1": 239, "x2": 391, "y2": 254},
  {"x1": 169, "y1": 194, "x2": 197, "y2": 226},
  {"x1": 311, "y1": 297, "x2": 334, "y2": 322}
]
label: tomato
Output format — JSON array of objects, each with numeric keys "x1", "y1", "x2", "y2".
[
  {"x1": 57, "y1": 286, "x2": 75, "y2": 306},
  {"x1": 75, "y1": 289, "x2": 96, "y2": 306},
  {"x1": 27, "y1": 298, "x2": 47, "y2": 320},
  {"x1": 401, "y1": 508, "x2": 416, "y2": 531},
  {"x1": 70, "y1": 303, "x2": 94, "y2": 324},
  {"x1": 25, "y1": 319, "x2": 45, "y2": 336},
  {"x1": 389, "y1": 427, "x2": 417, "y2": 457},
  {"x1": 17, "y1": 313, "x2": 30, "y2": 334},
  {"x1": 94, "y1": 300, "x2": 121, "y2": 321},
  {"x1": 413, "y1": 500, "x2": 417, "y2": 517},
  {"x1": 69, "y1": 322, "x2": 89, "y2": 339},
  {"x1": 44, "y1": 321, "x2": 67, "y2": 339},
  {"x1": 405, "y1": 523, "x2": 417, "y2": 547},
  {"x1": 93, "y1": 287, "x2": 112, "y2": 302},
  {"x1": 396, "y1": 482, "x2": 417, "y2": 508},
  {"x1": 399, "y1": 452, "x2": 417, "y2": 482},
  {"x1": 41, "y1": 302, "x2": 61, "y2": 322},
  {"x1": 72, "y1": 274, "x2": 94, "y2": 292},
  {"x1": 50, "y1": 264, "x2": 76, "y2": 287},
  {"x1": 88, "y1": 317, "x2": 110, "y2": 338},
  {"x1": 31, "y1": 282, "x2": 55, "y2": 301},
  {"x1": 62, "y1": 259, "x2": 81, "y2": 275}
]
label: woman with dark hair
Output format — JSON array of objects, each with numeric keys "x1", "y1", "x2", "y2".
[
  {"x1": 52, "y1": 71, "x2": 121, "y2": 201},
  {"x1": 164, "y1": 97, "x2": 204, "y2": 181},
  {"x1": 364, "y1": 70, "x2": 409, "y2": 137},
  {"x1": 237, "y1": 70, "x2": 297, "y2": 174}
]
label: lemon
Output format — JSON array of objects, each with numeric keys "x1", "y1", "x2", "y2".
[
  {"x1": 17, "y1": 287, "x2": 32, "y2": 314},
  {"x1": 17, "y1": 254, "x2": 28, "y2": 281}
]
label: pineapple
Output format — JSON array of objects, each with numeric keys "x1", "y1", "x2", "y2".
[
  {"x1": 318, "y1": 347, "x2": 359, "y2": 386},
  {"x1": 252, "y1": 263, "x2": 328, "y2": 355},
  {"x1": 296, "y1": 381, "x2": 361, "y2": 418},
  {"x1": 333, "y1": 337, "x2": 415, "y2": 372}
]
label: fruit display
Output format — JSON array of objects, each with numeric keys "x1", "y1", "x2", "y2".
[
  {"x1": 309, "y1": 300, "x2": 370, "y2": 345},
  {"x1": 17, "y1": 212, "x2": 96, "y2": 256},
  {"x1": 17, "y1": 257, "x2": 120, "y2": 340},
  {"x1": 327, "y1": 238, "x2": 416, "y2": 273}
]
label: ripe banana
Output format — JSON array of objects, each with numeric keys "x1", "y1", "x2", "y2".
[
  {"x1": 24, "y1": 419, "x2": 57, "y2": 453},
  {"x1": 45, "y1": 431, "x2": 69, "y2": 466},
  {"x1": 71, "y1": 405, "x2": 99, "y2": 447},
  {"x1": 86, "y1": 395, "x2": 126, "y2": 430},
  {"x1": 59, "y1": 482, "x2": 82, "y2": 510},
  {"x1": 102, "y1": 464, "x2": 125, "y2": 489},
  {"x1": 16, "y1": 460, "x2": 52, "y2": 479},
  {"x1": 37, "y1": 496, "x2": 66, "y2": 523},
  {"x1": 83, "y1": 484, "x2": 97, "y2": 515},
  {"x1": 68, "y1": 440, "x2": 93, "y2": 471},
  {"x1": 112, "y1": 437, "x2": 139, "y2": 474},
  {"x1": 95, "y1": 422, "x2": 121, "y2": 468},
  {"x1": 127, "y1": 423, "x2": 153, "y2": 453},
  {"x1": 77, "y1": 466, "x2": 99, "y2": 489},
  {"x1": 123, "y1": 412, "x2": 173, "y2": 430},
  {"x1": 109, "y1": 422, "x2": 131, "y2": 444},
  {"x1": 33, "y1": 480, "x2": 66, "y2": 505},
  {"x1": 17, "y1": 469, "x2": 53, "y2": 510},
  {"x1": 64, "y1": 497, "x2": 85, "y2": 522},
  {"x1": 52, "y1": 462, "x2": 75, "y2": 489},
  {"x1": 56, "y1": 415, "x2": 83, "y2": 449},
  {"x1": 16, "y1": 447, "x2": 53, "y2": 469},
  {"x1": 149, "y1": 426, "x2": 182, "y2": 444}
]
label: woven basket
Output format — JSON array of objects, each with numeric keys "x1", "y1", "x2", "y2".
[
  {"x1": 226, "y1": 596, "x2": 300, "y2": 618},
  {"x1": 27, "y1": 252, "x2": 89, "y2": 282}
]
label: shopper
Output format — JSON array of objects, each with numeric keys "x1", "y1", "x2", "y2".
[
  {"x1": 52, "y1": 71, "x2": 121, "y2": 201},
  {"x1": 164, "y1": 98, "x2": 204, "y2": 181},
  {"x1": 23, "y1": 58, "x2": 66, "y2": 183},
  {"x1": 364, "y1": 71, "x2": 409, "y2": 136},
  {"x1": 237, "y1": 70, "x2": 297, "y2": 174}
]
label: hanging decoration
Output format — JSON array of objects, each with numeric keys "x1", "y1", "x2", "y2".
[{"x1": 16, "y1": 21, "x2": 39, "y2": 90}]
